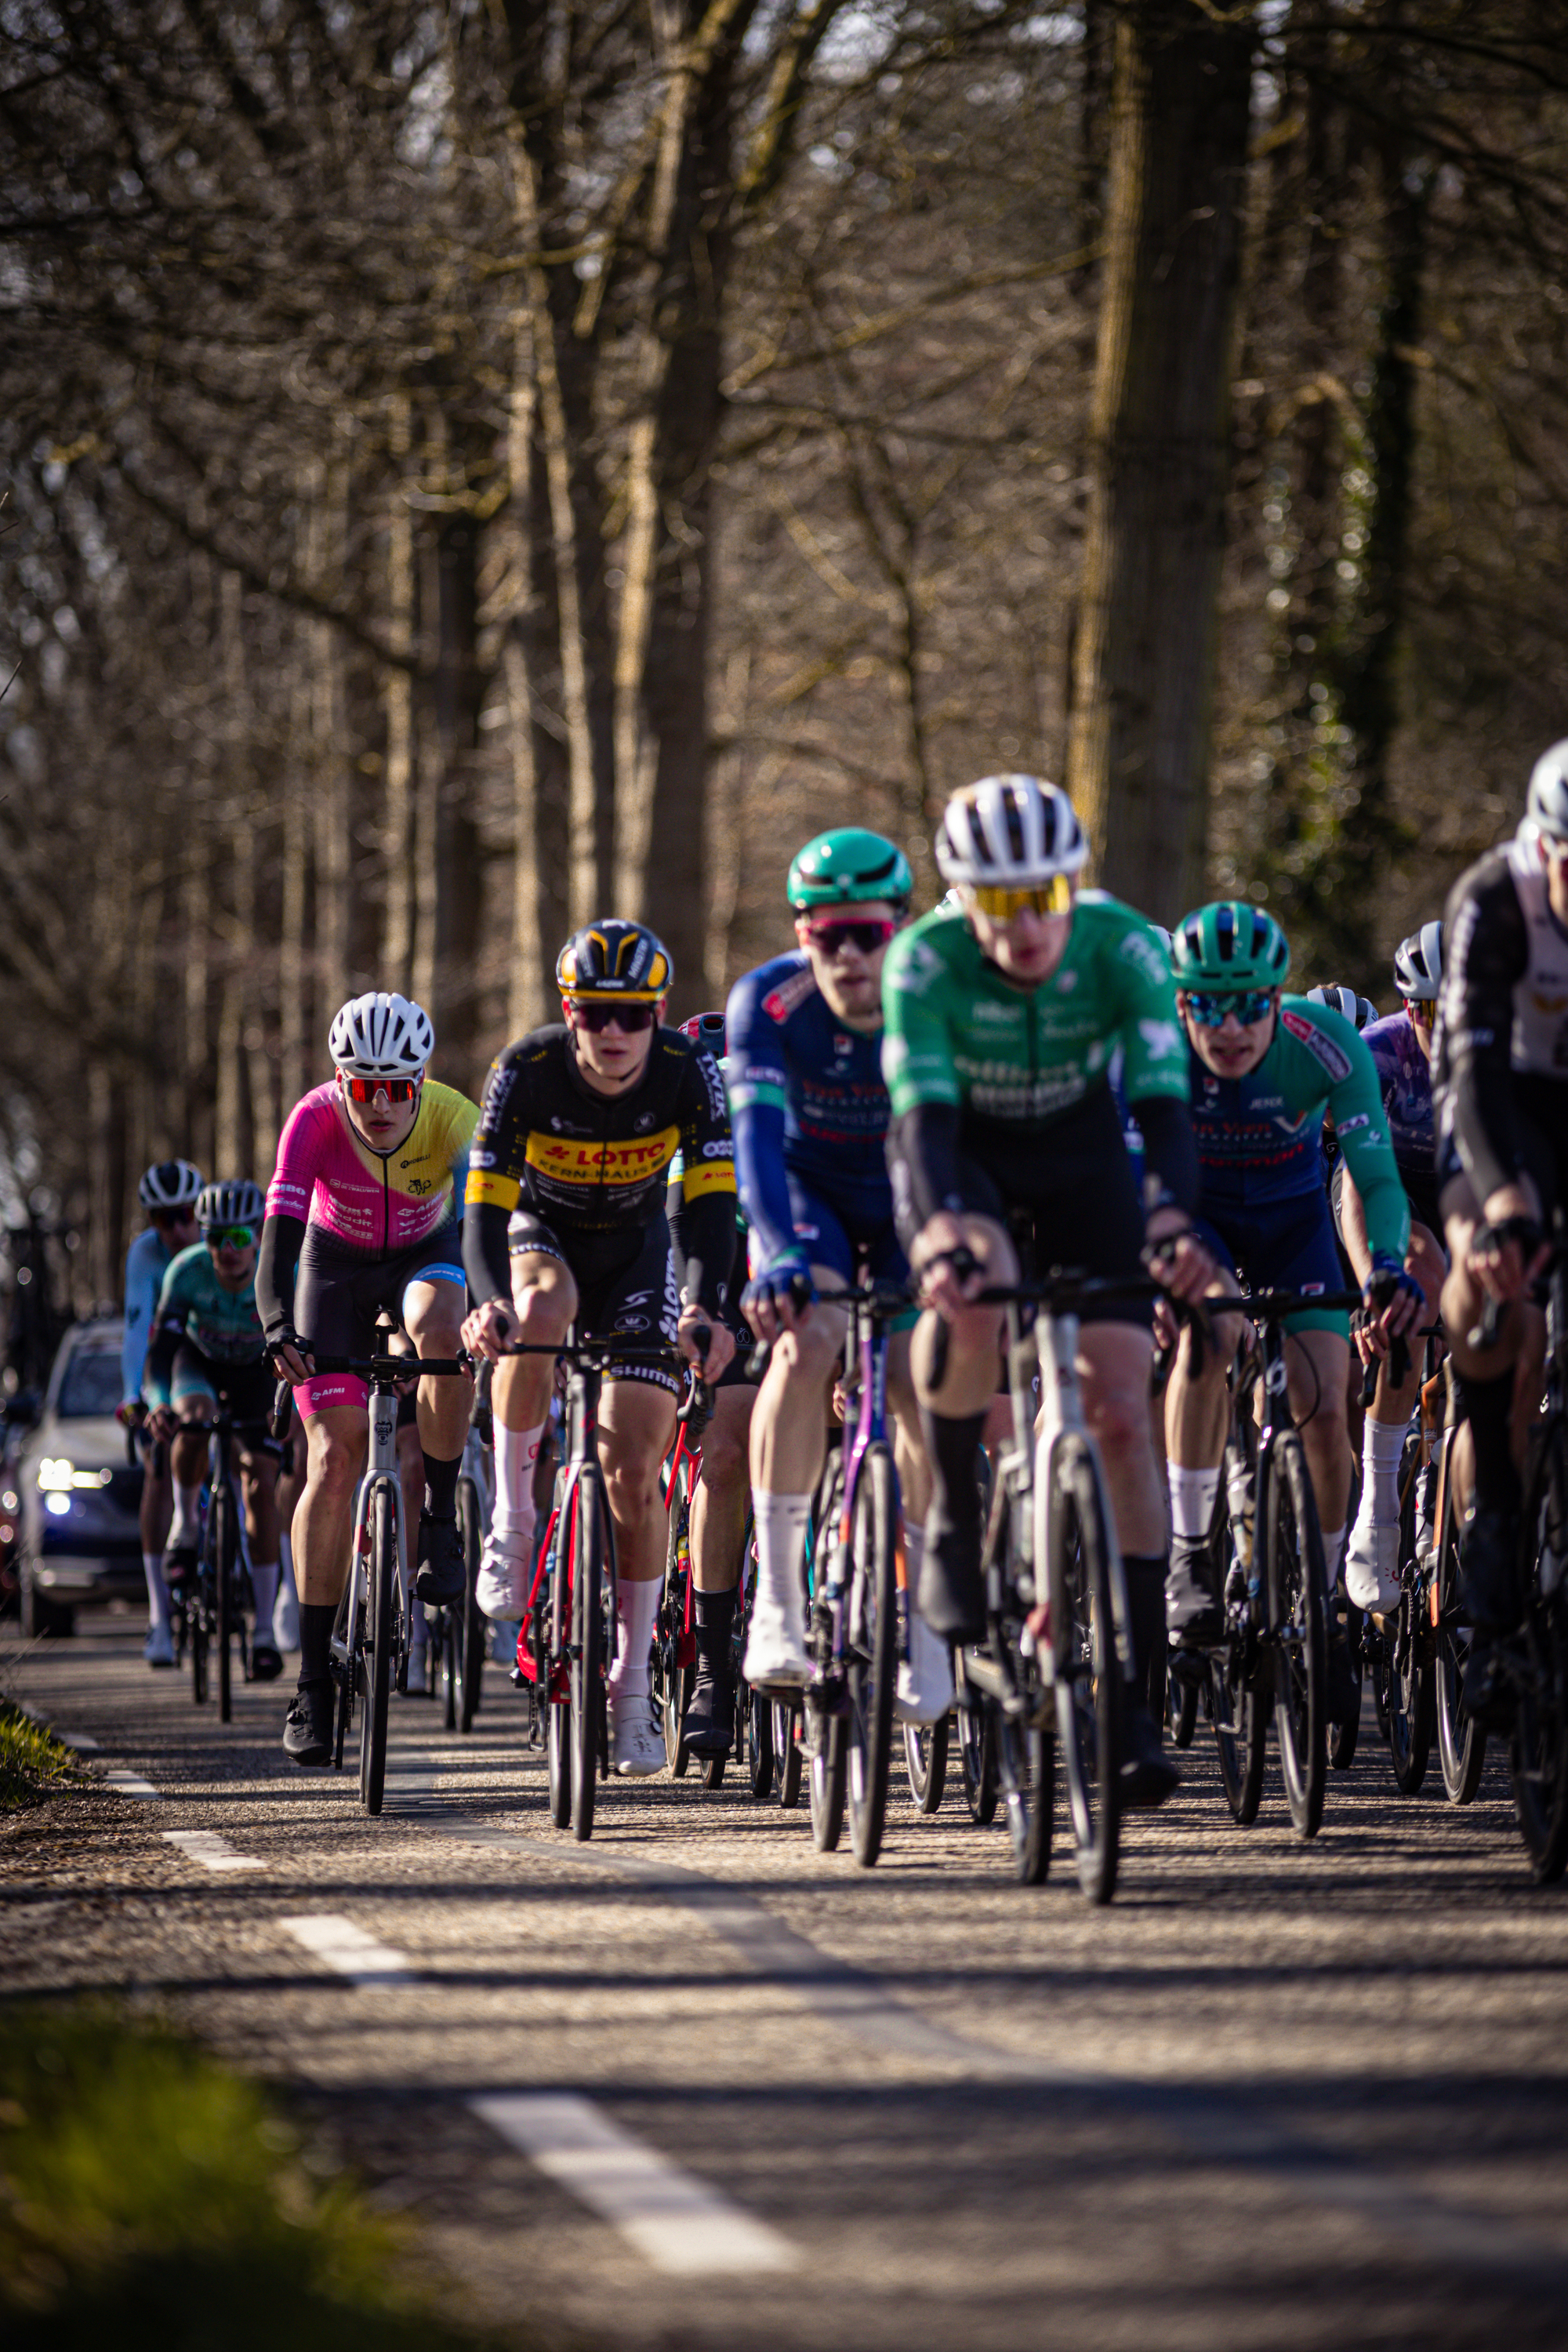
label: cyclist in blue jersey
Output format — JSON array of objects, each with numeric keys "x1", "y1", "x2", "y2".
[
  {"x1": 1334, "y1": 926, "x2": 1448, "y2": 1607},
  {"x1": 726, "y1": 829, "x2": 949, "y2": 1719},
  {"x1": 120, "y1": 1160, "x2": 203, "y2": 1667}
]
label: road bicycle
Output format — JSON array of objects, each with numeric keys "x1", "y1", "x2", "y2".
[
  {"x1": 270, "y1": 1311, "x2": 469, "y2": 1817},
  {"x1": 185, "y1": 1393, "x2": 280, "y2": 1722},
  {"x1": 1361, "y1": 1328, "x2": 1445, "y2": 1796},
  {"x1": 431, "y1": 1358, "x2": 494, "y2": 1735}
]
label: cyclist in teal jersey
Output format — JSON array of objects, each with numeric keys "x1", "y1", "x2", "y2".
[
  {"x1": 121, "y1": 1158, "x2": 203, "y2": 1667},
  {"x1": 144, "y1": 1180, "x2": 285, "y2": 1682}
]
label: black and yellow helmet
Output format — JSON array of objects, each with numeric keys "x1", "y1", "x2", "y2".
[{"x1": 556, "y1": 919, "x2": 673, "y2": 1002}]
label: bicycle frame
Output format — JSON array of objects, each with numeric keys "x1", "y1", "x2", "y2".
[
  {"x1": 818, "y1": 1286, "x2": 906, "y2": 1684},
  {"x1": 337, "y1": 1374, "x2": 406, "y2": 1691},
  {"x1": 1030, "y1": 1300, "x2": 1133, "y2": 1681}
]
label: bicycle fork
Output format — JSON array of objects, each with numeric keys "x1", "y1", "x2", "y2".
[{"x1": 1033, "y1": 1306, "x2": 1134, "y2": 1682}]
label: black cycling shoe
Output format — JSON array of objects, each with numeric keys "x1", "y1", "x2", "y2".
[
  {"x1": 250, "y1": 1640, "x2": 284, "y2": 1685},
  {"x1": 1120, "y1": 1700, "x2": 1181, "y2": 1809},
  {"x1": 1459, "y1": 1501, "x2": 1521, "y2": 1631},
  {"x1": 282, "y1": 1675, "x2": 334, "y2": 1766},
  {"x1": 917, "y1": 1512, "x2": 987, "y2": 1646},
  {"x1": 414, "y1": 1511, "x2": 464, "y2": 1606},
  {"x1": 682, "y1": 1665, "x2": 735, "y2": 1757},
  {"x1": 164, "y1": 1542, "x2": 198, "y2": 1592},
  {"x1": 1326, "y1": 1621, "x2": 1359, "y2": 1725},
  {"x1": 1461, "y1": 1636, "x2": 1515, "y2": 1732},
  {"x1": 1167, "y1": 1536, "x2": 1222, "y2": 1649}
]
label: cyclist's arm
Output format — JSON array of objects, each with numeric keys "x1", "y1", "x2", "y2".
[
  {"x1": 1439, "y1": 859, "x2": 1530, "y2": 1207},
  {"x1": 880, "y1": 931, "x2": 965, "y2": 1227},
  {"x1": 121, "y1": 1240, "x2": 158, "y2": 1407},
  {"x1": 724, "y1": 971, "x2": 803, "y2": 1273},
  {"x1": 462, "y1": 1047, "x2": 528, "y2": 1304},
  {"x1": 675, "y1": 1049, "x2": 738, "y2": 1319},
  {"x1": 1112, "y1": 927, "x2": 1197, "y2": 1214},
  {"x1": 140, "y1": 1261, "x2": 186, "y2": 1410},
  {"x1": 463, "y1": 1200, "x2": 514, "y2": 1305},
  {"x1": 1123, "y1": 1094, "x2": 1199, "y2": 1218},
  {"x1": 255, "y1": 1213, "x2": 307, "y2": 1343},
  {"x1": 1325, "y1": 1032, "x2": 1411, "y2": 1263}
]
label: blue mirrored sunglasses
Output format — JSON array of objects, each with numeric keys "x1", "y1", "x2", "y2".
[{"x1": 1183, "y1": 987, "x2": 1276, "y2": 1029}]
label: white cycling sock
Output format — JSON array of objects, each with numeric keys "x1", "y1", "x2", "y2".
[
  {"x1": 1168, "y1": 1463, "x2": 1221, "y2": 1542},
  {"x1": 753, "y1": 1491, "x2": 811, "y2": 1617},
  {"x1": 1360, "y1": 1417, "x2": 1406, "y2": 1527},
  {"x1": 493, "y1": 1421, "x2": 544, "y2": 1555},
  {"x1": 142, "y1": 1553, "x2": 169, "y2": 1633},
  {"x1": 407, "y1": 1596, "x2": 428, "y2": 1653},
  {"x1": 904, "y1": 1517, "x2": 926, "y2": 1598},
  {"x1": 250, "y1": 1561, "x2": 278, "y2": 1636},
  {"x1": 609, "y1": 1577, "x2": 661, "y2": 1698},
  {"x1": 1323, "y1": 1525, "x2": 1347, "y2": 1585},
  {"x1": 168, "y1": 1483, "x2": 201, "y2": 1549}
]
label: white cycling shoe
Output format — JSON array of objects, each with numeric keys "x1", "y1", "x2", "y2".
[
  {"x1": 742, "y1": 1591, "x2": 810, "y2": 1693},
  {"x1": 143, "y1": 1622, "x2": 175, "y2": 1670},
  {"x1": 609, "y1": 1691, "x2": 664, "y2": 1777},
  {"x1": 895, "y1": 1609, "x2": 954, "y2": 1725},
  {"x1": 273, "y1": 1577, "x2": 300, "y2": 1652},
  {"x1": 1345, "y1": 1517, "x2": 1402, "y2": 1615},
  {"x1": 476, "y1": 1536, "x2": 531, "y2": 1622}
]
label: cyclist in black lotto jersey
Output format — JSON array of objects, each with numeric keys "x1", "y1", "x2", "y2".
[
  {"x1": 1435, "y1": 743, "x2": 1568, "y2": 1725},
  {"x1": 461, "y1": 921, "x2": 736, "y2": 1778}
]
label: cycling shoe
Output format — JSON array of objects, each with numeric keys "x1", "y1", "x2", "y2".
[
  {"x1": 682, "y1": 1665, "x2": 735, "y2": 1756},
  {"x1": 1120, "y1": 1701, "x2": 1181, "y2": 1809},
  {"x1": 249, "y1": 1640, "x2": 284, "y2": 1684},
  {"x1": 414, "y1": 1511, "x2": 464, "y2": 1606},
  {"x1": 282, "y1": 1675, "x2": 334, "y2": 1766},
  {"x1": 1166, "y1": 1536, "x2": 1221, "y2": 1647},
  {"x1": 916, "y1": 1512, "x2": 986, "y2": 1646},
  {"x1": 1461, "y1": 1637, "x2": 1515, "y2": 1732}
]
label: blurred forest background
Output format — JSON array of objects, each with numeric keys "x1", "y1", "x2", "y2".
[{"x1": 2, "y1": 0, "x2": 1566, "y2": 1340}]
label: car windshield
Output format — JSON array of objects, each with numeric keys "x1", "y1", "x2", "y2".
[{"x1": 56, "y1": 1348, "x2": 123, "y2": 1420}]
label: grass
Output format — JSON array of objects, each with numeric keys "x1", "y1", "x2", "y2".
[
  {"x1": 0, "y1": 2008, "x2": 539, "y2": 2352},
  {"x1": 0, "y1": 1700, "x2": 78, "y2": 1812}
]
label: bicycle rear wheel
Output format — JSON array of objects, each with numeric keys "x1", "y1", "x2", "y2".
[
  {"x1": 1512, "y1": 1427, "x2": 1568, "y2": 1881},
  {"x1": 958, "y1": 1692, "x2": 999, "y2": 1824},
  {"x1": 847, "y1": 1446, "x2": 898, "y2": 1867},
  {"x1": 190, "y1": 1577, "x2": 209, "y2": 1706},
  {"x1": 904, "y1": 1715, "x2": 949, "y2": 1813},
  {"x1": 360, "y1": 1483, "x2": 397, "y2": 1816},
  {"x1": 1265, "y1": 1432, "x2": 1329, "y2": 1838},
  {"x1": 570, "y1": 1475, "x2": 605, "y2": 1842},
  {"x1": 1048, "y1": 1436, "x2": 1120, "y2": 1904},
  {"x1": 1434, "y1": 1463, "x2": 1485, "y2": 1803},
  {"x1": 215, "y1": 1486, "x2": 235, "y2": 1725},
  {"x1": 454, "y1": 1472, "x2": 484, "y2": 1733}
]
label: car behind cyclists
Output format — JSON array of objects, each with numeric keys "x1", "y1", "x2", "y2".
[
  {"x1": 121, "y1": 1159, "x2": 202, "y2": 1666},
  {"x1": 881, "y1": 774, "x2": 1217, "y2": 1808},
  {"x1": 259, "y1": 992, "x2": 478, "y2": 1766},
  {"x1": 460, "y1": 920, "x2": 736, "y2": 1777}
]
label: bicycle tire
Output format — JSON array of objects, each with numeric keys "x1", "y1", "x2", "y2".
[
  {"x1": 1266, "y1": 1430, "x2": 1329, "y2": 1838},
  {"x1": 1210, "y1": 1639, "x2": 1267, "y2": 1824},
  {"x1": 1169, "y1": 1670, "x2": 1199, "y2": 1749},
  {"x1": 1046, "y1": 1436, "x2": 1120, "y2": 1904},
  {"x1": 360, "y1": 1482, "x2": 396, "y2": 1816},
  {"x1": 805, "y1": 1451, "x2": 846, "y2": 1849},
  {"x1": 1511, "y1": 1425, "x2": 1568, "y2": 1881},
  {"x1": 1329, "y1": 1592, "x2": 1362, "y2": 1771},
  {"x1": 749, "y1": 1689, "x2": 775, "y2": 1798},
  {"x1": 773, "y1": 1700, "x2": 803, "y2": 1806},
  {"x1": 958, "y1": 1694, "x2": 1000, "y2": 1824},
  {"x1": 808, "y1": 1709, "x2": 846, "y2": 1850},
  {"x1": 847, "y1": 1446, "x2": 898, "y2": 1867},
  {"x1": 570, "y1": 1475, "x2": 604, "y2": 1842},
  {"x1": 215, "y1": 1484, "x2": 234, "y2": 1725},
  {"x1": 904, "y1": 1715, "x2": 949, "y2": 1813},
  {"x1": 190, "y1": 1575, "x2": 208, "y2": 1707},
  {"x1": 1434, "y1": 1461, "x2": 1486, "y2": 1804},
  {"x1": 454, "y1": 1473, "x2": 482, "y2": 1733}
]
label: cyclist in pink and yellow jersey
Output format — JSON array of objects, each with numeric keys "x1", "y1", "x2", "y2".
[{"x1": 257, "y1": 992, "x2": 478, "y2": 1766}]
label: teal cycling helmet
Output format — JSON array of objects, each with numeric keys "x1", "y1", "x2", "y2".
[
  {"x1": 1172, "y1": 901, "x2": 1291, "y2": 990},
  {"x1": 787, "y1": 828, "x2": 912, "y2": 911}
]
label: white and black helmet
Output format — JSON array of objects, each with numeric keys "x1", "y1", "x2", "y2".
[
  {"x1": 1526, "y1": 739, "x2": 1568, "y2": 844},
  {"x1": 1305, "y1": 983, "x2": 1377, "y2": 1031},
  {"x1": 328, "y1": 991, "x2": 434, "y2": 1079},
  {"x1": 934, "y1": 775, "x2": 1088, "y2": 889},
  {"x1": 198, "y1": 1179, "x2": 265, "y2": 1232},
  {"x1": 139, "y1": 1159, "x2": 204, "y2": 1211},
  {"x1": 1392, "y1": 924, "x2": 1443, "y2": 1002}
]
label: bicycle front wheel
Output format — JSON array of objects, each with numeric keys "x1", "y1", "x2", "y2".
[
  {"x1": 360, "y1": 1483, "x2": 397, "y2": 1815},
  {"x1": 847, "y1": 1446, "x2": 898, "y2": 1867},
  {"x1": 453, "y1": 1473, "x2": 482, "y2": 1733},
  {"x1": 1512, "y1": 1427, "x2": 1568, "y2": 1882},
  {"x1": 1434, "y1": 1463, "x2": 1485, "y2": 1803},
  {"x1": 1265, "y1": 1432, "x2": 1329, "y2": 1838},
  {"x1": 1048, "y1": 1436, "x2": 1120, "y2": 1904},
  {"x1": 904, "y1": 1715, "x2": 949, "y2": 1813},
  {"x1": 570, "y1": 1475, "x2": 605, "y2": 1842},
  {"x1": 215, "y1": 1486, "x2": 234, "y2": 1725},
  {"x1": 190, "y1": 1577, "x2": 209, "y2": 1707}
]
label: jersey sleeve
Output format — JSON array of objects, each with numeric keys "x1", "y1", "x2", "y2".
[
  {"x1": 724, "y1": 965, "x2": 806, "y2": 1274},
  {"x1": 1107, "y1": 919, "x2": 1189, "y2": 1105},
  {"x1": 880, "y1": 928, "x2": 961, "y2": 1116},
  {"x1": 267, "y1": 1090, "x2": 329, "y2": 1224},
  {"x1": 141, "y1": 1255, "x2": 188, "y2": 1408},
  {"x1": 1436, "y1": 854, "x2": 1530, "y2": 1206},
  {"x1": 1301, "y1": 1011, "x2": 1412, "y2": 1263},
  {"x1": 673, "y1": 1049, "x2": 737, "y2": 1317},
  {"x1": 464, "y1": 1049, "x2": 526, "y2": 1217},
  {"x1": 121, "y1": 1237, "x2": 159, "y2": 1406}
]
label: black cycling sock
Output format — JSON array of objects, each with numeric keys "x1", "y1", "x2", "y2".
[
  {"x1": 1453, "y1": 1369, "x2": 1521, "y2": 1514},
  {"x1": 299, "y1": 1602, "x2": 336, "y2": 1686},
  {"x1": 919, "y1": 1406, "x2": 988, "y2": 1544},
  {"x1": 423, "y1": 1451, "x2": 460, "y2": 1519},
  {"x1": 1123, "y1": 1555, "x2": 1167, "y2": 1711},
  {"x1": 694, "y1": 1584, "x2": 736, "y2": 1672}
]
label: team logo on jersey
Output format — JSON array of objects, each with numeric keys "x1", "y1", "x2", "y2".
[
  {"x1": 762, "y1": 967, "x2": 818, "y2": 1024},
  {"x1": 1281, "y1": 1006, "x2": 1352, "y2": 1083},
  {"x1": 1138, "y1": 1018, "x2": 1183, "y2": 1062},
  {"x1": 524, "y1": 1127, "x2": 680, "y2": 1187},
  {"x1": 635, "y1": 1112, "x2": 654, "y2": 1131},
  {"x1": 1055, "y1": 968, "x2": 1078, "y2": 993},
  {"x1": 833, "y1": 1034, "x2": 852, "y2": 1057},
  {"x1": 1118, "y1": 928, "x2": 1170, "y2": 987}
]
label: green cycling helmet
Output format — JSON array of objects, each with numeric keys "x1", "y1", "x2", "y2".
[
  {"x1": 787, "y1": 828, "x2": 912, "y2": 911},
  {"x1": 1172, "y1": 900, "x2": 1291, "y2": 990}
]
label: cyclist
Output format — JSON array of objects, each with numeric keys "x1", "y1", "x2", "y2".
[
  {"x1": 459, "y1": 921, "x2": 737, "y2": 1777},
  {"x1": 259, "y1": 993, "x2": 478, "y2": 1766},
  {"x1": 1305, "y1": 984, "x2": 1378, "y2": 1032},
  {"x1": 1162, "y1": 904, "x2": 1420, "y2": 1660},
  {"x1": 143, "y1": 1180, "x2": 283, "y2": 1680},
  {"x1": 121, "y1": 1159, "x2": 202, "y2": 1667},
  {"x1": 727, "y1": 828, "x2": 950, "y2": 1722},
  {"x1": 1334, "y1": 926, "x2": 1447, "y2": 1607},
  {"x1": 881, "y1": 775, "x2": 1216, "y2": 1806},
  {"x1": 1433, "y1": 743, "x2": 1568, "y2": 1726}
]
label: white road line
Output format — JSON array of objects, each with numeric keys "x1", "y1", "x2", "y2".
[
  {"x1": 471, "y1": 2092, "x2": 795, "y2": 2277},
  {"x1": 103, "y1": 1767, "x2": 159, "y2": 1798},
  {"x1": 57, "y1": 1730, "x2": 99, "y2": 1751},
  {"x1": 280, "y1": 1912, "x2": 415, "y2": 1986},
  {"x1": 162, "y1": 1829, "x2": 264, "y2": 1872}
]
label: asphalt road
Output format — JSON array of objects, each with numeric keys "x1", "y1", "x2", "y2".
[{"x1": 4, "y1": 1613, "x2": 1567, "y2": 2352}]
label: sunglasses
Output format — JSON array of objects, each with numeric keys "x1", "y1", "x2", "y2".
[
  {"x1": 966, "y1": 875, "x2": 1075, "y2": 920},
  {"x1": 1183, "y1": 987, "x2": 1276, "y2": 1029},
  {"x1": 204, "y1": 1225, "x2": 256, "y2": 1250},
  {"x1": 569, "y1": 999, "x2": 658, "y2": 1033},
  {"x1": 1404, "y1": 997, "x2": 1436, "y2": 1025},
  {"x1": 801, "y1": 918, "x2": 895, "y2": 956},
  {"x1": 343, "y1": 1074, "x2": 422, "y2": 1103}
]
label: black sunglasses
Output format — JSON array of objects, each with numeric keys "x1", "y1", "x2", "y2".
[{"x1": 570, "y1": 1000, "x2": 659, "y2": 1033}]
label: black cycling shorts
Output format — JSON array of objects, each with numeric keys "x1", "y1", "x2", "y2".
[
  {"x1": 294, "y1": 1221, "x2": 467, "y2": 1417},
  {"x1": 895, "y1": 1085, "x2": 1150, "y2": 1329},
  {"x1": 169, "y1": 1342, "x2": 274, "y2": 1437},
  {"x1": 508, "y1": 1208, "x2": 682, "y2": 1396}
]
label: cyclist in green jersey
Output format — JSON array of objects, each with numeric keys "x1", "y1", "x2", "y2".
[{"x1": 882, "y1": 775, "x2": 1218, "y2": 1807}]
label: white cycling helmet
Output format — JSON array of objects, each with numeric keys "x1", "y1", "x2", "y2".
[
  {"x1": 139, "y1": 1159, "x2": 204, "y2": 1211},
  {"x1": 328, "y1": 991, "x2": 434, "y2": 1079},
  {"x1": 1392, "y1": 924, "x2": 1443, "y2": 1003},
  {"x1": 935, "y1": 775, "x2": 1087, "y2": 888},
  {"x1": 1305, "y1": 982, "x2": 1377, "y2": 1031},
  {"x1": 1526, "y1": 739, "x2": 1568, "y2": 844},
  {"x1": 198, "y1": 1179, "x2": 265, "y2": 1232}
]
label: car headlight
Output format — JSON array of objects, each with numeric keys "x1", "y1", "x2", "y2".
[
  {"x1": 1, "y1": 1490, "x2": 16, "y2": 1512},
  {"x1": 36, "y1": 1460, "x2": 111, "y2": 1491},
  {"x1": 45, "y1": 1494, "x2": 71, "y2": 1517}
]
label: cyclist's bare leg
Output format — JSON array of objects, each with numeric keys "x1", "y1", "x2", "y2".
[
  {"x1": 168, "y1": 1400, "x2": 215, "y2": 1558},
  {"x1": 1347, "y1": 1221, "x2": 1443, "y2": 1596},
  {"x1": 691, "y1": 1385, "x2": 753, "y2": 1592},
  {"x1": 745, "y1": 1269, "x2": 848, "y2": 1685},
  {"x1": 235, "y1": 1439, "x2": 281, "y2": 1653},
  {"x1": 140, "y1": 1451, "x2": 172, "y2": 1558},
  {"x1": 1283, "y1": 1330, "x2": 1353, "y2": 1588},
  {"x1": 404, "y1": 1278, "x2": 473, "y2": 1459},
  {"x1": 395, "y1": 1416, "x2": 428, "y2": 1679},
  {"x1": 599, "y1": 1377, "x2": 679, "y2": 1761},
  {"x1": 1162, "y1": 1273, "x2": 1247, "y2": 1639},
  {"x1": 479, "y1": 1254, "x2": 575, "y2": 1602},
  {"x1": 292, "y1": 1404, "x2": 368, "y2": 1606},
  {"x1": 887, "y1": 1329, "x2": 931, "y2": 1524},
  {"x1": 906, "y1": 1216, "x2": 1013, "y2": 1643}
]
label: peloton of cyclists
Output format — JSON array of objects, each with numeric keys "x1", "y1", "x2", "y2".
[{"x1": 120, "y1": 1158, "x2": 203, "y2": 1668}]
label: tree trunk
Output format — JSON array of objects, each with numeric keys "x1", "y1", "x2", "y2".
[
  {"x1": 383, "y1": 393, "x2": 417, "y2": 992},
  {"x1": 1066, "y1": 0, "x2": 1255, "y2": 922}
]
